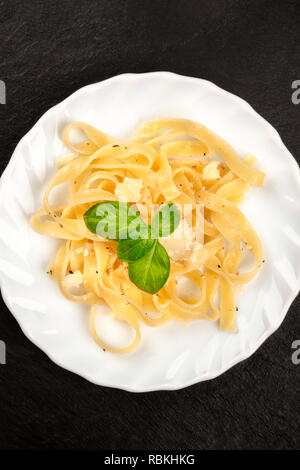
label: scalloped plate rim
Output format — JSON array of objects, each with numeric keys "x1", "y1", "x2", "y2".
[{"x1": 0, "y1": 71, "x2": 300, "y2": 392}]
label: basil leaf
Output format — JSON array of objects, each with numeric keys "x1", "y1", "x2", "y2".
[
  {"x1": 83, "y1": 201, "x2": 147, "y2": 240},
  {"x1": 84, "y1": 201, "x2": 173, "y2": 294},
  {"x1": 117, "y1": 238, "x2": 156, "y2": 262},
  {"x1": 150, "y1": 203, "x2": 181, "y2": 238},
  {"x1": 128, "y1": 240, "x2": 170, "y2": 294}
]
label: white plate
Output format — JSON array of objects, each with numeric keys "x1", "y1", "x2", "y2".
[{"x1": 1, "y1": 72, "x2": 300, "y2": 392}]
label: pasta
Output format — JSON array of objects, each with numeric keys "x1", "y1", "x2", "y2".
[{"x1": 31, "y1": 118, "x2": 265, "y2": 353}]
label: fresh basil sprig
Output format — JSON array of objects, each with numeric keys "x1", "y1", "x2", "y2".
[
  {"x1": 128, "y1": 240, "x2": 170, "y2": 294},
  {"x1": 117, "y1": 238, "x2": 156, "y2": 262},
  {"x1": 84, "y1": 201, "x2": 180, "y2": 294}
]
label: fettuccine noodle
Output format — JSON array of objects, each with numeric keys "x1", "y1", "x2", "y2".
[{"x1": 31, "y1": 118, "x2": 265, "y2": 353}]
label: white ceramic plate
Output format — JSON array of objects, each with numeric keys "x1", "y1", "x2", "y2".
[{"x1": 1, "y1": 72, "x2": 300, "y2": 392}]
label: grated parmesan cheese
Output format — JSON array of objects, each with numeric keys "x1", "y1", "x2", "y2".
[
  {"x1": 115, "y1": 177, "x2": 143, "y2": 202},
  {"x1": 160, "y1": 219, "x2": 199, "y2": 261},
  {"x1": 202, "y1": 161, "x2": 220, "y2": 181},
  {"x1": 63, "y1": 270, "x2": 84, "y2": 289}
]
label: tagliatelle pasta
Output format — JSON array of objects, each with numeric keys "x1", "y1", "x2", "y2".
[{"x1": 31, "y1": 118, "x2": 265, "y2": 354}]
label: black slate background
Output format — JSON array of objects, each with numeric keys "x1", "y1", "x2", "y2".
[{"x1": 0, "y1": 0, "x2": 299, "y2": 451}]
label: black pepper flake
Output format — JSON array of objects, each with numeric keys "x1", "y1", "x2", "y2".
[
  {"x1": 218, "y1": 264, "x2": 221, "y2": 268},
  {"x1": 59, "y1": 223, "x2": 63, "y2": 228},
  {"x1": 96, "y1": 270, "x2": 99, "y2": 274},
  {"x1": 69, "y1": 270, "x2": 73, "y2": 274},
  {"x1": 112, "y1": 144, "x2": 119, "y2": 148},
  {"x1": 103, "y1": 348, "x2": 106, "y2": 352},
  {"x1": 262, "y1": 260, "x2": 265, "y2": 263},
  {"x1": 236, "y1": 307, "x2": 239, "y2": 311}
]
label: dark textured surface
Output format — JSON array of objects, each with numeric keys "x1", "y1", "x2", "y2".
[{"x1": 0, "y1": 0, "x2": 299, "y2": 450}]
